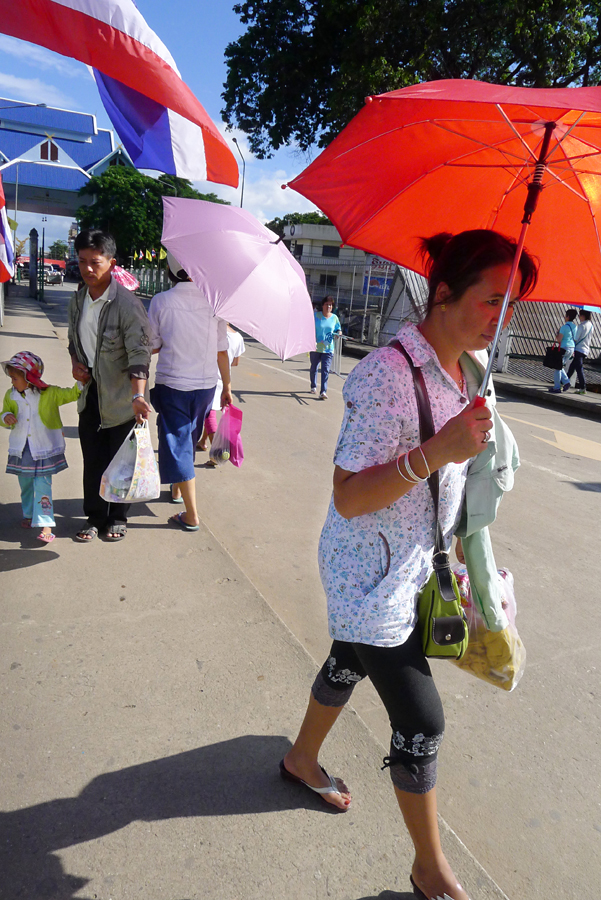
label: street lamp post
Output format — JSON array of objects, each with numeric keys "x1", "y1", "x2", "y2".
[{"x1": 232, "y1": 138, "x2": 245, "y2": 208}]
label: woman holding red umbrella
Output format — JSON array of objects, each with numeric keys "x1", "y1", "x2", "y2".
[{"x1": 280, "y1": 230, "x2": 537, "y2": 900}]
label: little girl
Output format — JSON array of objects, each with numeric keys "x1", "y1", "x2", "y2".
[{"x1": 1, "y1": 351, "x2": 81, "y2": 543}]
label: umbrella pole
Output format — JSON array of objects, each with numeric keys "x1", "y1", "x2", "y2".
[{"x1": 477, "y1": 121, "x2": 556, "y2": 402}]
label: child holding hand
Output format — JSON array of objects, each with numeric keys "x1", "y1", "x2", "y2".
[{"x1": 1, "y1": 351, "x2": 81, "y2": 543}]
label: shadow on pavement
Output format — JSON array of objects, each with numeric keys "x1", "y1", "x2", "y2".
[
  {"x1": 0, "y1": 735, "x2": 314, "y2": 900},
  {"x1": 355, "y1": 894, "x2": 414, "y2": 900},
  {"x1": 570, "y1": 480, "x2": 601, "y2": 493},
  {"x1": 233, "y1": 389, "x2": 313, "y2": 407},
  {"x1": 0, "y1": 548, "x2": 59, "y2": 570},
  {"x1": 0, "y1": 330, "x2": 57, "y2": 342}
]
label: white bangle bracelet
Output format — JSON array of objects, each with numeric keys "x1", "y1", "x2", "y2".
[
  {"x1": 404, "y1": 450, "x2": 428, "y2": 483},
  {"x1": 396, "y1": 454, "x2": 420, "y2": 483},
  {"x1": 416, "y1": 445, "x2": 431, "y2": 478}
]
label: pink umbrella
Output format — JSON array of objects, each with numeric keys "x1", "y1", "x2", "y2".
[
  {"x1": 161, "y1": 197, "x2": 315, "y2": 360},
  {"x1": 112, "y1": 266, "x2": 140, "y2": 291}
]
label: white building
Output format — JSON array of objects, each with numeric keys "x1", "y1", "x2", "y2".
[{"x1": 284, "y1": 223, "x2": 396, "y2": 343}]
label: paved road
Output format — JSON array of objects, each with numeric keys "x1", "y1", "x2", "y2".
[{"x1": 1, "y1": 285, "x2": 599, "y2": 900}]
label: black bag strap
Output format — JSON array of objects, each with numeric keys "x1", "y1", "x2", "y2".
[{"x1": 391, "y1": 340, "x2": 456, "y2": 599}]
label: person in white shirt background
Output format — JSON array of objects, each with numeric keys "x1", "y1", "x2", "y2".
[
  {"x1": 148, "y1": 252, "x2": 232, "y2": 531},
  {"x1": 567, "y1": 308, "x2": 595, "y2": 394}
]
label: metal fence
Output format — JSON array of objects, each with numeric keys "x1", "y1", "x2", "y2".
[{"x1": 133, "y1": 267, "x2": 170, "y2": 297}]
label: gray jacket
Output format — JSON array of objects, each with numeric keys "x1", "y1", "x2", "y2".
[{"x1": 68, "y1": 277, "x2": 151, "y2": 428}]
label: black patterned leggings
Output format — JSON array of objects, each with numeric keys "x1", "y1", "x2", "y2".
[{"x1": 312, "y1": 627, "x2": 444, "y2": 794}]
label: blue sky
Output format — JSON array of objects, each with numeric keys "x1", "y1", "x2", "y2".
[{"x1": 0, "y1": 1, "x2": 318, "y2": 248}]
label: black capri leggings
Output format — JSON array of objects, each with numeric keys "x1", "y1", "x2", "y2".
[{"x1": 312, "y1": 627, "x2": 444, "y2": 794}]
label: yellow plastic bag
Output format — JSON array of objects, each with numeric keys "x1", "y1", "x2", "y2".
[{"x1": 452, "y1": 566, "x2": 526, "y2": 692}]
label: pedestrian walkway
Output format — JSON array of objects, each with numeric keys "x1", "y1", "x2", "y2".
[{"x1": 0, "y1": 288, "x2": 551, "y2": 900}]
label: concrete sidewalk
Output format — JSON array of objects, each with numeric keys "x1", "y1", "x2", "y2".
[{"x1": 0, "y1": 288, "x2": 547, "y2": 900}]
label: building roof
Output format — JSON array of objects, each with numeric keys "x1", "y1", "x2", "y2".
[
  {"x1": 0, "y1": 97, "x2": 133, "y2": 215},
  {"x1": 1, "y1": 162, "x2": 89, "y2": 191},
  {"x1": 0, "y1": 98, "x2": 96, "y2": 138}
]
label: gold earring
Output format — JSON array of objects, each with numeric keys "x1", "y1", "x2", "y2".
[{"x1": 440, "y1": 304, "x2": 446, "y2": 312}]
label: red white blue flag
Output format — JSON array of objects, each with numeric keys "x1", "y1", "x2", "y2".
[
  {"x1": 0, "y1": 174, "x2": 15, "y2": 282},
  {"x1": 0, "y1": 0, "x2": 239, "y2": 187}
]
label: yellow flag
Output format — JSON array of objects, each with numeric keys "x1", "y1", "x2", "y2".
[
  {"x1": 159, "y1": 248, "x2": 167, "y2": 260},
  {"x1": 145, "y1": 249, "x2": 152, "y2": 261}
]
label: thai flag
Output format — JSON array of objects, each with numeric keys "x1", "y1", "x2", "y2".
[
  {"x1": 1, "y1": 0, "x2": 239, "y2": 187},
  {"x1": 0, "y1": 174, "x2": 15, "y2": 283}
]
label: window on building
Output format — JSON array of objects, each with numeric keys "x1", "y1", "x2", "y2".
[
  {"x1": 322, "y1": 244, "x2": 340, "y2": 258},
  {"x1": 293, "y1": 243, "x2": 303, "y2": 259},
  {"x1": 319, "y1": 274, "x2": 338, "y2": 287},
  {"x1": 40, "y1": 141, "x2": 58, "y2": 162}
]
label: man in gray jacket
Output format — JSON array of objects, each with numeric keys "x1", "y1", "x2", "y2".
[{"x1": 68, "y1": 229, "x2": 152, "y2": 542}]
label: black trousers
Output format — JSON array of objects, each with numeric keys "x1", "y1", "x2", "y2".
[
  {"x1": 567, "y1": 350, "x2": 586, "y2": 389},
  {"x1": 78, "y1": 380, "x2": 135, "y2": 529},
  {"x1": 312, "y1": 627, "x2": 445, "y2": 793}
]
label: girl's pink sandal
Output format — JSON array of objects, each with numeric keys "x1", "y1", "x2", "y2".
[{"x1": 37, "y1": 532, "x2": 55, "y2": 543}]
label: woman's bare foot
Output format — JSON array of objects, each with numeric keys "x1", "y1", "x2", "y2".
[
  {"x1": 282, "y1": 751, "x2": 351, "y2": 810},
  {"x1": 411, "y1": 857, "x2": 470, "y2": 900}
]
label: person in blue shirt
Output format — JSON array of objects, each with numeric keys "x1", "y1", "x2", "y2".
[
  {"x1": 549, "y1": 308, "x2": 578, "y2": 393},
  {"x1": 310, "y1": 297, "x2": 341, "y2": 399}
]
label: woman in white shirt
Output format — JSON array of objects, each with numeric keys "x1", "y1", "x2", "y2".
[
  {"x1": 148, "y1": 253, "x2": 232, "y2": 531},
  {"x1": 280, "y1": 230, "x2": 538, "y2": 900}
]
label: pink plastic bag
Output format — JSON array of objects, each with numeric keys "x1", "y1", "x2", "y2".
[{"x1": 209, "y1": 404, "x2": 244, "y2": 467}]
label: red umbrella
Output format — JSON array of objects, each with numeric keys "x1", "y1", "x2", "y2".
[{"x1": 286, "y1": 79, "x2": 601, "y2": 395}]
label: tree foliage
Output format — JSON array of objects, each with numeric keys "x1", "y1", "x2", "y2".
[
  {"x1": 223, "y1": 0, "x2": 601, "y2": 158},
  {"x1": 77, "y1": 168, "x2": 229, "y2": 261},
  {"x1": 265, "y1": 210, "x2": 332, "y2": 237},
  {"x1": 48, "y1": 240, "x2": 68, "y2": 260}
]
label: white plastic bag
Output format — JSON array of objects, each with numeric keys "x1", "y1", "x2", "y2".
[
  {"x1": 100, "y1": 422, "x2": 160, "y2": 503},
  {"x1": 452, "y1": 565, "x2": 526, "y2": 692}
]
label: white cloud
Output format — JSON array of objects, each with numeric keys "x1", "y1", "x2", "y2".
[
  {"x1": 192, "y1": 167, "x2": 322, "y2": 224},
  {"x1": 0, "y1": 72, "x2": 76, "y2": 108},
  {"x1": 0, "y1": 35, "x2": 82, "y2": 78}
]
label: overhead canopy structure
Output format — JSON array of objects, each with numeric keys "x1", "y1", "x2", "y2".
[{"x1": 0, "y1": 97, "x2": 133, "y2": 218}]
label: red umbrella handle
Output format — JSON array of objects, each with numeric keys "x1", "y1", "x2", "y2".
[{"x1": 477, "y1": 121, "x2": 556, "y2": 401}]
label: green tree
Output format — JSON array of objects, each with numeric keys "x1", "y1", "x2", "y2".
[
  {"x1": 77, "y1": 167, "x2": 229, "y2": 261},
  {"x1": 223, "y1": 0, "x2": 601, "y2": 158},
  {"x1": 48, "y1": 240, "x2": 68, "y2": 260},
  {"x1": 265, "y1": 210, "x2": 332, "y2": 237}
]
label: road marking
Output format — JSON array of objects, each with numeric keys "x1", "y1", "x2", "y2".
[
  {"x1": 253, "y1": 360, "x2": 344, "y2": 394},
  {"x1": 501, "y1": 413, "x2": 601, "y2": 461},
  {"x1": 519, "y1": 458, "x2": 601, "y2": 490}
]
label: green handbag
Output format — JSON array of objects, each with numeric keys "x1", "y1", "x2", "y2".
[{"x1": 393, "y1": 340, "x2": 468, "y2": 660}]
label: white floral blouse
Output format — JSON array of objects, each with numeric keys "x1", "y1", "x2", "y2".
[{"x1": 318, "y1": 322, "x2": 470, "y2": 648}]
